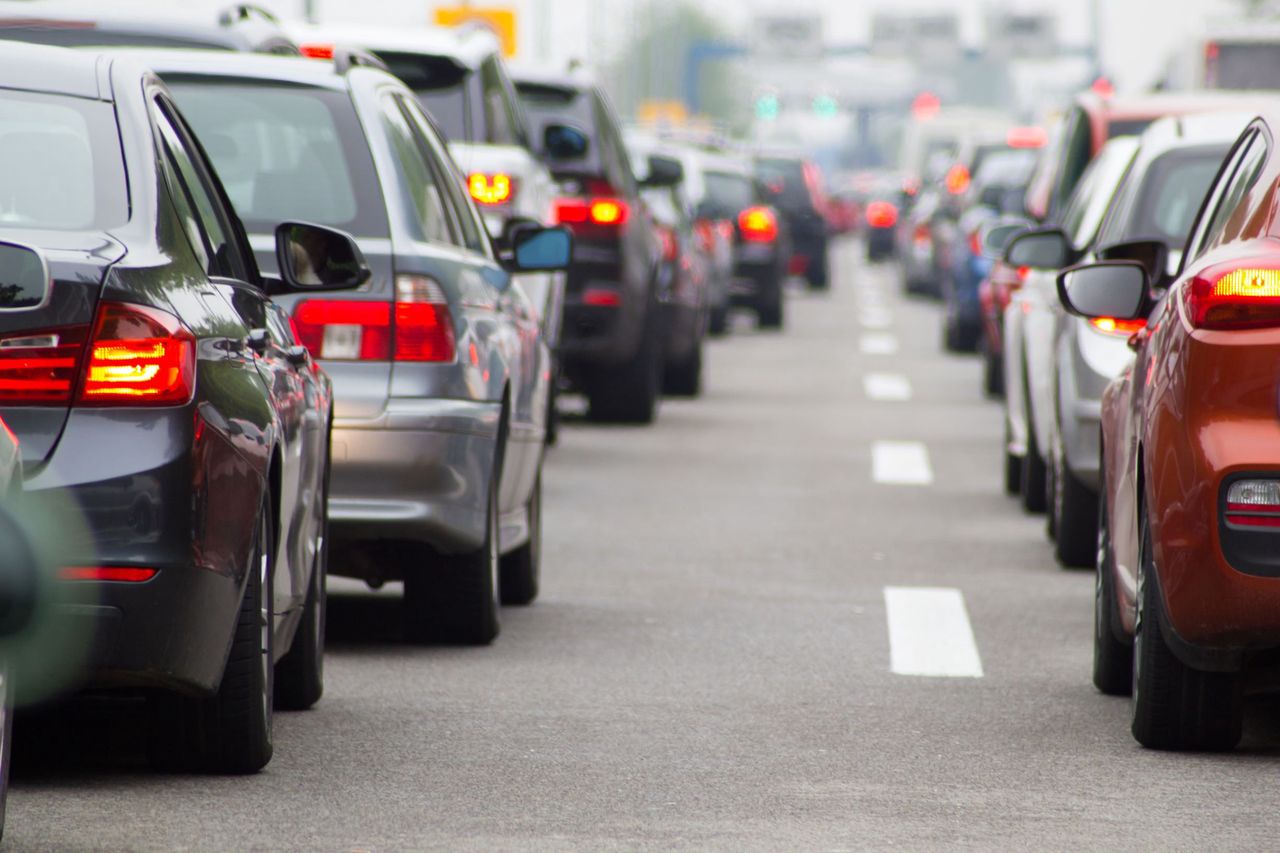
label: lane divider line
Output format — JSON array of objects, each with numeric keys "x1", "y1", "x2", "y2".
[
  {"x1": 884, "y1": 587, "x2": 985, "y2": 678},
  {"x1": 859, "y1": 309, "x2": 893, "y2": 329},
  {"x1": 863, "y1": 373, "x2": 912, "y2": 402},
  {"x1": 859, "y1": 334, "x2": 899, "y2": 355},
  {"x1": 871, "y1": 440, "x2": 933, "y2": 485}
]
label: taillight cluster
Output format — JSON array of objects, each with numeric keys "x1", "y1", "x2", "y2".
[
  {"x1": 554, "y1": 197, "x2": 629, "y2": 228},
  {"x1": 655, "y1": 226, "x2": 679, "y2": 263},
  {"x1": 865, "y1": 201, "x2": 898, "y2": 230},
  {"x1": 468, "y1": 172, "x2": 516, "y2": 206},
  {"x1": 738, "y1": 206, "x2": 778, "y2": 243},
  {"x1": 292, "y1": 276, "x2": 455, "y2": 363},
  {"x1": 1184, "y1": 265, "x2": 1280, "y2": 329},
  {"x1": 1089, "y1": 317, "x2": 1147, "y2": 336},
  {"x1": 0, "y1": 302, "x2": 195, "y2": 406},
  {"x1": 1225, "y1": 479, "x2": 1280, "y2": 528}
]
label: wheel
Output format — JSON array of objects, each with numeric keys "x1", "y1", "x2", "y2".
[
  {"x1": 586, "y1": 304, "x2": 661, "y2": 424},
  {"x1": 757, "y1": 275, "x2": 784, "y2": 330},
  {"x1": 499, "y1": 471, "x2": 541, "y2": 606},
  {"x1": 150, "y1": 500, "x2": 274, "y2": 773},
  {"x1": 805, "y1": 250, "x2": 829, "y2": 290},
  {"x1": 1093, "y1": 484, "x2": 1133, "y2": 696},
  {"x1": 708, "y1": 303, "x2": 729, "y2": 337},
  {"x1": 1003, "y1": 417, "x2": 1021, "y2": 496},
  {"x1": 1054, "y1": 451, "x2": 1100, "y2": 569},
  {"x1": 663, "y1": 341, "x2": 702, "y2": 397},
  {"x1": 274, "y1": 514, "x2": 326, "y2": 710},
  {"x1": 942, "y1": 312, "x2": 964, "y2": 353},
  {"x1": 404, "y1": 466, "x2": 500, "y2": 645},
  {"x1": 1131, "y1": 513, "x2": 1242, "y2": 750},
  {"x1": 1020, "y1": 397, "x2": 1048, "y2": 513},
  {"x1": 981, "y1": 337, "x2": 1004, "y2": 398}
]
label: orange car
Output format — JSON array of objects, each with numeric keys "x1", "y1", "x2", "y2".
[{"x1": 1058, "y1": 112, "x2": 1280, "y2": 750}]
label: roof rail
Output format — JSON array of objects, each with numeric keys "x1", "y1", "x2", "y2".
[
  {"x1": 333, "y1": 46, "x2": 390, "y2": 75},
  {"x1": 219, "y1": 4, "x2": 280, "y2": 26}
]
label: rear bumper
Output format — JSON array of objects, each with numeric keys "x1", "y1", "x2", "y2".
[{"x1": 328, "y1": 398, "x2": 501, "y2": 557}]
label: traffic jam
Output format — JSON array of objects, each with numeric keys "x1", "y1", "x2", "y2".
[{"x1": 1, "y1": 1, "x2": 1280, "y2": 848}]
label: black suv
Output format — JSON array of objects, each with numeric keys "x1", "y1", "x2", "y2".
[
  {"x1": 513, "y1": 67, "x2": 676, "y2": 424},
  {"x1": 755, "y1": 153, "x2": 830, "y2": 290},
  {"x1": 0, "y1": 3, "x2": 299, "y2": 53}
]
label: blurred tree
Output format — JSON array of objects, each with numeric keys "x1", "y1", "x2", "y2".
[{"x1": 601, "y1": 0, "x2": 742, "y2": 131}]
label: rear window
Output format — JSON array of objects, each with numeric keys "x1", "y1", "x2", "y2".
[
  {"x1": 702, "y1": 171, "x2": 755, "y2": 215},
  {"x1": 1100, "y1": 146, "x2": 1229, "y2": 248},
  {"x1": 756, "y1": 158, "x2": 812, "y2": 210},
  {"x1": 0, "y1": 90, "x2": 127, "y2": 231},
  {"x1": 1209, "y1": 42, "x2": 1280, "y2": 90},
  {"x1": 376, "y1": 53, "x2": 470, "y2": 142},
  {"x1": 166, "y1": 81, "x2": 389, "y2": 238},
  {"x1": 515, "y1": 81, "x2": 598, "y2": 171}
]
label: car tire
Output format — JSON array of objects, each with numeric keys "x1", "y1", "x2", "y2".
[
  {"x1": 1003, "y1": 417, "x2": 1021, "y2": 496},
  {"x1": 274, "y1": 522, "x2": 326, "y2": 711},
  {"x1": 1093, "y1": 484, "x2": 1133, "y2": 696},
  {"x1": 1054, "y1": 452, "x2": 1099, "y2": 569},
  {"x1": 404, "y1": 467, "x2": 500, "y2": 646},
  {"x1": 757, "y1": 275, "x2": 784, "y2": 330},
  {"x1": 708, "y1": 303, "x2": 730, "y2": 337},
  {"x1": 805, "y1": 251, "x2": 829, "y2": 290},
  {"x1": 663, "y1": 341, "x2": 702, "y2": 397},
  {"x1": 1131, "y1": 514, "x2": 1242, "y2": 751},
  {"x1": 150, "y1": 500, "x2": 274, "y2": 774},
  {"x1": 586, "y1": 304, "x2": 661, "y2": 424},
  {"x1": 545, "y1": 372, "x2": 560, "y2": 447},
  {"x1": 499, "y1": 471, "x2": 541, "y2": 606},
  {"x1": 981, "y1": 337, "x2": 1004, "y2": 398},
  {"x1": 1020, "y1": 396, "x2": 1048, "y2": 513}
]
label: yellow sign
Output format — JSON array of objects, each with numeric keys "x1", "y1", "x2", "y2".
[
  {"x1": 434, "y1": 7, "x2": 517, "y2": 57},
  {"x1": 637, "y1": 100, "x2": 689, "y2": 127}
]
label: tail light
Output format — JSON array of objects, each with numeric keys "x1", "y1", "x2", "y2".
[
  {"x1": 655, "y1": 226, "x2": 679, "y2": 262},
  {"x1": 61, "y1": 566, "x2": 158, "y2": 582},
  {"x1": 968, "y1": 230, "x2": 982, "y2": 256},
  {"x1": 292, "y1": 276, "x2": 455, "y2": 363},
  {"x1": 738, "y1": 206, "x2": 778, "y2": 243},
  {"x1": 945, "y1": 164, "x2": 971, "y2": 195},
  {"x1": 298, "y1": 43, "x2": 335, "y2": 60},
  {"x1": 1089, "y1": 317, "x2": 1147, "y2": 336},
  {"x1": 1006, "y1": 126, "x2": 1048, "y2": 149},
  {"x1": 913, "y1": 224, "x2": 931, "y2": 245},
  {"x1": 468, "y1": 172, "x2": 515, "y2": 206},
  {"x1": 1225, "y1": 479, "x2": 1280, "y2": 528},
  {"x1": 80, "y1": 303, "x2": 195, "y2": 405},
  {"x1": 1184, "y1": 265, "x2": 1280, "y2": 329},
  {"x1": 0, "y1": 326, "x2": 88, "y2": 403},
  {"x1": 716, "y1": 220, "x2": 734, "y2": 243},
  {"x1": 554, "y1": 197, "x2": 630, "y2": 228},
  {"x1": 865, "y1": 201, "x2": 898, "y2": 229},
  {"x1": 694, "y1": 220, "x2": 716, "y2": 253}
]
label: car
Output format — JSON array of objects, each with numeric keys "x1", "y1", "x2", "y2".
[
  {"x1": 0, "y1": 42, "x2": 375, "y2": 772},
  {"x1": 1155, "y1": 20, "x2": 1280, "y2": 91},
  {"x1": 975, "y1": 225, "x2": 1032, "y2": 397},
  {"x1": 149, "y1": 49, "x2": 570, "y2": 644},
  {"x1": 1036, "y1": 114, "x2": 1243, "y2": 567},
  {"x1": 1061, "y1": 108, "x2": 1280, "y2": 749},
  {"x1": 287, "y1": 23, "x2": 568, "y2": 441},
  {"x1": 0, "y1": 1, "x2": 299, "y2": 53},
  {"x1": 754, "y1": 152, "x2": 830, "y2": 291},
  {"x1": 513, "y1": 65, "x2": 673, "y2": 423}
]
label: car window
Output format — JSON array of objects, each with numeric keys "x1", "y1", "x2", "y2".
[
  {"x1": 1191, "y1": 131, "x2": 1267, "y2": 259},
  {"x1": 480, "y1": 58, "x2": 519, "y2": 146},
  {"x1": 1057, "y1": 137, "x2": 1138, "y2": 250},
  {"x1": 593, "y1": 93, "x2": 636, "y2": 196},
  {"x1": 376, "y1": 52, "x2": 471, "y2": 142},
  {"x1": 1184, "y1": 130, "x2": 1255, "y2": 262},
  {"x1": 166, "y1": 80, "x2": 389, "y2": 239},
  {"x1": 153, "y1": 99, "x2": 250, "y2": 281},
  {"x1": 702, "y1": 171, "x2": 756, "y2": 216},
  {"x1": 396, "y1": 95, "x2": 490, "y2": 256},
  {"x1": 1098, "y1": 145, "x2": 1229, "y2": 249},
  {"x1": 1050, "y1": 107, "x2": 1093, "y2": 219},
  {"x1": 0, "y1": 89, "x2": 128, "y2": 231},
  {"x1": 377, "y1": 94, "x2": 459, "y2": 247}
]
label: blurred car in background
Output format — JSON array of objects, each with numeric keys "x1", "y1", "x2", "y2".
[
  {"x1": 0, "y1": 1, "x2": 299, "y2": 53},
  {"x1": 290, "y1": 22, "x2": 569, "y2": 442},
  {"x1": 976, "y1": 223, "x2": 1032, "y2": 396},
  {"x1": 845, "y1": 170, "x2": 909, "y2": 263},
  {"x1": 755, "y1": 152, "x2": 830, "y2": 290},
  {"x1": 514, "y1": 66, "x2": 673, "y2": 423},
  {"x1": 1155, "y1": 20, "x2": 1280, "y2": 91}
]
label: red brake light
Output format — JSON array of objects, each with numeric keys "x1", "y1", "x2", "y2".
[
  {"x1": 79, "y1": 303, "x2": 195, "y2": 405},
  {"x1": 61, "y1": 566, "x2": 158, "y2": 582},
  {"x1": 945, "y1": 164, "x2": 971, "y2": 195},
  {"x1": 1006, "y1": 126, "x2": 1048, "y2": 149},
  {"x1": 913, "y1": 223, "x2": 931, "y2": 244},
  {"x1": 1185, "y1": 265, "x2": 1280, "y2": 329},
  {"x1": 738, "y1": 206, "x2": 778, "y2": 243},
  {"x1": 0, "y1": 325, "x2": 88, "y2": 404},
  {"x1": 468, "y1": 172, "x2": 515, "y2": 205},
  {"x1": 968, "y1": 229, "x2": 983, "y2": 257},
  {"x1": 589, "y1": 198, "x2": 627, "y2": 225},
  {"x1": 292, "y1": 278, "x2": 454, "y2": 363},
  {"x1": 1090, "y1": 317, "x2": 1147, "y2": 336},
  {"x1": 865, "y1": 201, "x2": 898, "y2": 229},
  {"x1": 553, "y1": 197, "x2": 629, "y2": 228},
  {"x1": 394, "y1": 275, "x2": 455, "y2": 362},
  {"x1": 655, "y1": 226, "x2": 679, "y2": 262},
  {"x1": 299, "y1": 43, "x2": 335, "y2": 60}
]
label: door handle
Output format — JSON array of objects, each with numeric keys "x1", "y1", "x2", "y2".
[{"x1": 246, "y1": 328, "x2": 270, "y2": 355}]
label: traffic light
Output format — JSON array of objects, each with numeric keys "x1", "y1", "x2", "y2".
[
  {"x1": 755, "y1": 93, "x2": 780, "y2": 121},
  {"x1": 812, "y1": 95, "x2": 839, "y2": 118}
]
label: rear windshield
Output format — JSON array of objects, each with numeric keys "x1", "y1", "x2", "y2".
[
  {"x1": 973, "y1": 149, "x2": 1038, "y2": 187},
  {"x1": 0, "y1": 90, "x2": 128, "y2": 231},
  {"x1": 1209, "y1": 42, "x2": 1280, "y2": 90},
  {"x1": 377, "y1": 53, "x2": 470, "y2": 142},
  {"x1": 1100, "y1": 146, "x2": 1229, "y2": 248},
  {"x1": 756, "y1": 158, "x2": 811, "y2": 209},
  {"x1": 1107, "y1": 118, "x2": 1155, "y2": 139},
  {"x1": 515, "y1": 82, "x2": 597, "y2": 171},
  {"x1": 702, "y1": 171, "x2": 755, "y2": 215},
  {"x1": 165, "y1": 81, "x2": 389, "y2": 238}
]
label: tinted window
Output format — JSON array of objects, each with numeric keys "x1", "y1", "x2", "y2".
[
  {"x1": 0, "y1": 90, "x2": 127, "y2": 231},
  {"x1": 378, "y1": 96, "x2": 458, "y2": 247},
  {"x1": 377, "y1": 52, "x2": 470, "y2": 142},
  {"x1": 515, "y1": 81, "x2": 599, "y2": 173},
  {"x1": 167, "y1": 81, "x2": 388, "y2": 238},
  {"x1": 1209, "y1": 42, "x2": 1280, "y2": 89},
  {"x1": 1100, "y1": 147, "x2": 1228, "y2": 248},
  {"x1": 702, "y1": 171, "x2": 756, "y2": 215},
  {"x1": 1057, "y1": 138, "x2": 1139, "y2": 250},
  {"x1": 757, "y1": 158, "x2": 811, "y2": 210},
  {"x1": 397, "y1": 96, "x2": 489, "y2": 255}
]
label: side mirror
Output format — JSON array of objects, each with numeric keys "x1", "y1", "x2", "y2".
[
  {"x1": 1097, "y1": 238, "x2": 1170, "y2": 285},
  {"x1": 1057, "y1": 260, "x2": 1149, "y2": 320},
  {"x1": 980, "y1": 222, "x2": 1028, "y2": 260},
  {"x1": 274, "y1": 222, "x2": 372, "y2": 292},
  {"x1": 0, "y1": 242, "x2": 51, "y2": 312},
  {"x1": 543, "y1": 123, "x2": 589, "y2": 161},
  {"x1": 1004, "y1": 226, "x2": 1072, "y2": 270},
  {"x1": 508, "y1": 226, "x2": 572, "y2": 272},
  {"x1": 642, "y1": 155, "x2": 684, "y2": 188}
]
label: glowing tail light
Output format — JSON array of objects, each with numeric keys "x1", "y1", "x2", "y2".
[
  {"x1": 913, "y1": 224, "x2": 931, "y2": 245},
  {"x1": 79, "y1": 303, "x2": 195, "y2": 405},
  {"x1": 553, "y1": 197, "x2": 630, "y2": 228},
  {"x1": 393, "y1": 276, "x2": 455, "y2": 362},
  {"x1": 968, "y1": 229, "x2": 983, "y2": 257},
  {"x1": 61, "y1": 566, "x2": 158, "y2": 582},
  {"x1": 865, "y1": 201, "x2": 898, "y2": 229},
  {"x1": 1226, "y1": 480, "x2": 1280, "y2": 528},
  {"x1": 945, "y1": 164, "x2": 971, "y2": 195},
  {"x1": 693, "y1": 220, "x2": 716, "y2": 253},
  {"x1": 655, "y1": 226, "x2": 679, "y2": 262},
  {"x1": 292, "y1": 277, "x2": 455, "y2": 363},
  {"x1": 0, "y1": 327, "x2": 87, "y2": 404},
  {"x1": 1089, "y1": 317, "x2": 1147, "y2": 336},
  {"x1": 738, "y1": 206, "x2": 778, "y2": 243},
  {"x1": 1006, "y1": 126, "x2": 1048, "y2": 149},
  {"x1": 299, "y1": 43, "x2": 335, "y2": 59},
  {"x1": 1185, "y1": 265, "x2": 1280, "y2": 329},
  {"x1": 468, "y1": 172, "x2": 515, "y2": 206}
]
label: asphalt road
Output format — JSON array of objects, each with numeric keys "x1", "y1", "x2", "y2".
[{"x1": 10, "y1": 239, "x2": 1280, "y2": 851}]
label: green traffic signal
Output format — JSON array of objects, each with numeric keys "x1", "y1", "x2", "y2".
[
  {"x1": 755, "y1": 94, "x2": 779, "y2": 121},
  {"x1": 813, "y1": 95, "x2": 838, "y2": 118}
]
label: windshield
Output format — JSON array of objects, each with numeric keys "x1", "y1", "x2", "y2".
[
  {"x1": 703, "y1": 171, "x2": 756, "y2": 215},
  {"x1": 165, "y1": 81, "x2": 388, "y2": 238},
  {"x1": 1100, "y1": 145, "x2": 1229, "y2": 248},
  {"x1": 377, "y1": 53, "x2": 470, "y2": 142},
  {"x1": 0, "y1": 90, "x2": 128, "y2": 231}
]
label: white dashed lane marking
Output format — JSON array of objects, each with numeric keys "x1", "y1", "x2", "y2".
[
  {"x1": 863, "y1": 373, "x2": 912, "y2": 402},
  {"x1": 859, "y1": 334, "x2": 899, "y2": 355},
  {"x1": 884, "y1": 587, "x2": 985, "y2": 678},
  {"x1": 871, "y1": 440, "x2": 933, "y2": 485},
  {"x1": 859, "y1": 308, "x2": 893, "y2": 329}
]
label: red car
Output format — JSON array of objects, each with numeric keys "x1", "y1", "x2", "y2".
[{"x1": 1059, "y1": 111, "x2": 1280, "y2": 749}]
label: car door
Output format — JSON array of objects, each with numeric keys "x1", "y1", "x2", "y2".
[{"x1": 151, "y1": 94, "x2": 314, "y2": 622}]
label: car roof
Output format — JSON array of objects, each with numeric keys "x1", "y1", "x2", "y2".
[
  {"x1": 0, "y1": 1, "x2": 294, "y2": 51},
  {"x1": 0, "y1": 39, "x2": 107, "y2": 99},
  {"x1": 1078, "y1": 90, "x2": 1279, "y2": 123},
  {"x1": 289, "y1": 22, "x2": 498, "y2": 69},
  {"x1": 101, "y1": 48, "x2": 364, "y2": 92},
  {"x1": 1139, "y1": 110, "x2": 1261, "y2": 154},
  {"x1": 509, "y1": 63, "x2": 594, "y2": 92}
]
